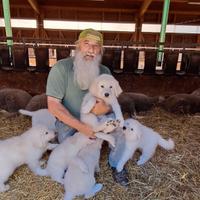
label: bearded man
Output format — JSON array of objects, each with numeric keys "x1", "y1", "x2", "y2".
[
  {"x1": 46, "y1": 29, "x2": 129, "y2": 186},
  {"x1": 46, "y1": 29, "x2": 110, "y2": 143}
]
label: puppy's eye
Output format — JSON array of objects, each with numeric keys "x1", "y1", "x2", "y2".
[
  {"x1": 131, "y1": 128, "x2": 134, "y2": 131},
  {"x1": 110, "y1": 86, "x2": 112, "y2": 88},
  {"x1": 45, "y1": 132, "x2": 49, "y2": 135},
  {"x1": 101, "y1": 85, "x2": 104, "y2": 88}
]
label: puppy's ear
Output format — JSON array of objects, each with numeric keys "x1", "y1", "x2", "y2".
[
  {"x1": 114, "y1": 80, "x2": 123, "y2": 97},
  {"x1": 81, "y1": 96, "x2": 96, "y2": 114},
  {"x1": 89, "y1": 78, "x2": 98, "y2": 96}
]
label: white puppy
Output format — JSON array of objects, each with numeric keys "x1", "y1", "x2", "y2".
[
  {"x1": 64, "y1": 138, "x2": 111, "y2": 200},
  {"x1": 0, "y1": 125, "x2": 56, "y2": 192},
  {"x1": 19, "y1": 109, "x2": 56, "y2": 131},
  {"x1": 81, "y1": 74, "x2": 124, "y2": 129},
  {"x1": 116, "y1": 118, "x2": 175, "y2": 172},
  {"x1": 37, "y1": 130, "x2": 115, "y2": 184}
]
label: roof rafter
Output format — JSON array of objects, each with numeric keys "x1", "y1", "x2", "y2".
[
  {"x1": 139, "y1": 0, "x2": 153, "y2": 16},
  {"x1": 27, "y1": 0, "x2": 40, "y2": 14}
]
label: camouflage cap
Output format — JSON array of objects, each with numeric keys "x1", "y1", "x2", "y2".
[{"x1": 78, "y1": 28, "x2": 103, "y2": 46}]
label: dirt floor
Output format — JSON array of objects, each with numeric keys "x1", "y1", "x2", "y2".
[{"x1": 0, "y1": 107, "x2": 199, "y2": 200}]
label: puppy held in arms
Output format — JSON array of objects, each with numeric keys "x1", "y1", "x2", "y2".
[
  {"x1": 116, "y1": 118, "x2": 175, "y2": 172},
  {"x1": 0, "y1": 125, "x2": 56, "y2": 192},
  {"x1": 81, "y1": 74, "x2": 124, "y2": 130}
]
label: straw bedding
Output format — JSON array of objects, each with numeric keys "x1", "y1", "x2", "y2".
[{"x1": 0, "y1": 108, "x2": 199, "y2": 200}]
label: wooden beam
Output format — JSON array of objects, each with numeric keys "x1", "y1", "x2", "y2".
[
  {"x1": 134, "y1": 16, "x2": 143, "y2": 42},
  {"x1": 197, "y1": 35, "x2": 200, "y2": 48},
  {"x1": 27, "y1": 0, "x2": 40, "y2": 14},
  {"x1": 139, "y1": 0, "x2": 153, "y2": 16},
  {"x1": 9, "y1": 4, "x2": 200, "y2": 16}
]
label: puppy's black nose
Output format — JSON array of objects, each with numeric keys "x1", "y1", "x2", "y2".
[
  {"x1": 104, "y1": 93, "x2": 109, "y2": 97},
  {"x1": 123, "y1": 126, "x2": 126, "y2": 130}
]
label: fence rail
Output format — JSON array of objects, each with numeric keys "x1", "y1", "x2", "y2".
[{"x1": 0, "y1": 39, "x2": 200, "y2": 76}]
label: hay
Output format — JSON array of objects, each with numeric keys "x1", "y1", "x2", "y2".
[{"x1": 0, "y1": 108, "x2": 199, "y2": 200}]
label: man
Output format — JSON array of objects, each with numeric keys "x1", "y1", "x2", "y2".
[
  {"x1": 46, "y1": 28, "x2": 128, "y2": 186},
  {"x1": 46, "y1": 28, "x2": 110, "y2": 141}
]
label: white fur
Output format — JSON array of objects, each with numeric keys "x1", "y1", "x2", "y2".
[
  {"x1": 81, "y1": 74, "x2": 124, "y2": 128},
  {"x1": 116, "y1": 118, "x2": 175, "y2": 172},
  {"x1": 0, "y1": 125, "x2": 56, "y2": 192},
  {"x1": 37, "y1": 132, "x2": 93, "y2": 184},
  {"x1": 63, "y1": 127, "x2": 117, "y2": 199},
  {"x1": 38, "y1": 128, "x2": 115, "y2": 185},
  {"x1": 19, "y1": 109, "x2": 56, "y2": 131},
  {"x1": 64, "y1": 139, "x2": 106, "y2": 200}
]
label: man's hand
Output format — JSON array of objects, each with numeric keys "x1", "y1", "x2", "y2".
[
  {"x1": 78, "y1": 123, "x2": 96, "y2": 139},
  {"x1": 91, "y1": 98, "x2": 111, "y2": 116}
]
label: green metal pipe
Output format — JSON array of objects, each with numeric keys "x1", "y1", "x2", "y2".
[
  {"x1": 157, "y1": 0, "x2": 170, "y2": 64},
  {"x1": 2, "y1": 0, "x2": 13, "y2": 57}
]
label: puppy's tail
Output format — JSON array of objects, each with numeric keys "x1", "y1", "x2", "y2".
[
  {"x1": 19, "y1": 109, "x2": 34, "y2": 117},
  {"x1": 158, "y1": 137, "x2": 175, "y2": 150}
]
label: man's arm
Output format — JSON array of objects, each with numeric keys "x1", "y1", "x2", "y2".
[{"x1": 47, "y1": 96, "x2": 96, "y2": 138}]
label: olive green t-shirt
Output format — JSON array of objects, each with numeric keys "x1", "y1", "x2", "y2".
[{"x1": 46, "y1": 57, "x2": 111, "y2": 119}]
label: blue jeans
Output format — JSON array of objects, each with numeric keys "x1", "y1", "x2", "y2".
[
  {"x1": 108, "y1": 130, "x2": 126, "y2": 168},
  {"x1": 100, "y1": 113, "x2": 126, "y2": 168},
  {"x1": 56, "y1": 117, "x2": 126, "y2": 169},
  {"x1": 55, "y1": 120, "x2": 77, "y2": 143}
]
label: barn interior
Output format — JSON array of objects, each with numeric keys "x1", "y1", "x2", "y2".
[
  {"x1": 0, "y1": 0, "x2": 200, "y2": 95},
  {"x1": 0, "y1": 1, "x2": 200, "y2": 200}
]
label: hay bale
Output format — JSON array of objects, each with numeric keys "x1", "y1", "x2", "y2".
[{"x1": 0, "y1": 88, "x2": 32, "y2": 112}]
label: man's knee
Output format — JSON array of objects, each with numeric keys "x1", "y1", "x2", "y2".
[{"x1": 55, "y1": 120, "x2": 76, "y2": 143}]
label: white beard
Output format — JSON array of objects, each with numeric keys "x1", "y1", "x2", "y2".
[{"x1": 73, "y1": 50, "x2": 101, "y2": 90}]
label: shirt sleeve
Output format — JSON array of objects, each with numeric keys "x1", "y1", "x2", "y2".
[{"x1": 46, "y1": 62, "x2": 67, "y2": 100}]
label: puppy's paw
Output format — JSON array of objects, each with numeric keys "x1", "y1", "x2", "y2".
[
  {"x1": 95, "y1": 165, "x2": 100, "y2": 173},
  {"x1": 35, "y1": 168, "x2": 48, "y2": 176},
  {"x1": 84, "y1": 183, "x2": 103, "y2": 198},
  {"x1": 137, "y1": 160, "x2": 144, "y2": 165},
  {"x1": 53, "y1": 177, "x2": 64, "y2": 185},
  {"x1": 47, "y1": 143, "x2": 59, "y2": 150},
  {"x1": 0, "y1": 184, "x2": 10, "y2": 192},
  {"x1": 39, "y1": 159, "x2": 46, "y2": 166},
  {"x1": 57, "y1": 178, "x2": 64, "y2": 185},
  {"x1": 116, "y1": 164, "x2": 123, "y2": 172},
  {"x1": 137, "y1": 158, "x2": 147, "y2": 166},
  {"x1": 113, "y1": 119, "x2": 121, "y2": 128},
  {"x1": 107, "y1": 137, "x2": 115, "y2": 148},
  {"x1": 103, "y1": 119, "x2": 120, "y2": 133},
  {"x1": 118, "y1": 119, "x2": 124, "y2": 128}
]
